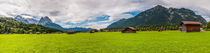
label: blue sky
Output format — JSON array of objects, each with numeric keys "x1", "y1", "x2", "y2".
[
  {"x1": 124, "y1": 10, "x2": 142, "y2": 16},
  {"x1": 62, "y1": 10, "x2": 142, "y2": 28},
  {"x1": 55, "y1": 15, "x2": 110, "y2": 27}
]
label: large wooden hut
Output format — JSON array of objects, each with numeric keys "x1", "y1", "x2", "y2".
[
  {"x1": 180, "y1": 21, "x2": 201, "y2": 32},
  {"x1": 122, "y1": 27, "x2": 136, "y2": 33}
]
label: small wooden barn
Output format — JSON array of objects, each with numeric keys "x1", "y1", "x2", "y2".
[
  {"x1": 122, "y1": 27, "x2": 136, "y2": 33},
  {"x1": 180, "y1": 21, "x2": 201, "y2": 32},
  {"x1": 66, "y1": 30, "x2": 76, "y2": 34}
]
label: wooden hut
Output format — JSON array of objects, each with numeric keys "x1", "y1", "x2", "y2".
[
  {"x1": 66, "y1": 30, "x2": 76, "y2": 34},
  {"x1": 36, "y1": 32, "x2": 41, "y2": 34},
  {"x1": 90, "y1": 30, "x2": 95, "y2": 33},
  {"x1": 180, "y1": 21, "x2": 201, "y2": 32},
  {"x1": 122, "y1": 27, "x2": 136, "y2": 33}
]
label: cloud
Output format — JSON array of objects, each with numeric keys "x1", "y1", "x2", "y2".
[
  {"x1": 19, "y1": 0, "x2": 145, "y2": 23},
  {"x1": 81, "y1": 22, "x2": 111, "y2": 29},
  {"x1": 0, "y1": 0, "x2": 210, "y2": 29},
  {"x1": 205, "y1": 18, "x2": 210, "y2": 22},
  {"x1": 159, "y1": 0, "x2": 210, "y2": 21}
]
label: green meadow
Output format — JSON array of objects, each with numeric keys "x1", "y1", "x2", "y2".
[{"x1": 1, "y1": 31, "x2": 210, "y2": 53}]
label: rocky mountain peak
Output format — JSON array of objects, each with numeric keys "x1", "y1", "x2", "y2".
[
  {"x1": 42, "y1": 16, "x2": 52, "y2": 22},
  {"x1": 14, "y1": 15, "x2": 24, "y2": 19},
  {"x1": 152, "y1": 5, "x2": 167, "y2": 10},
  {"x1": 38, "y1": 16, "x2": 53, "y2": 25},
  {"x1": 14, "y1": 15, "x2": 29, "y2": 23}
]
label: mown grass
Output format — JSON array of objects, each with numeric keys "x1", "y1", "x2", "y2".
[{"x1": 0, "y1": 31, "x2": 210, "y2": 53}]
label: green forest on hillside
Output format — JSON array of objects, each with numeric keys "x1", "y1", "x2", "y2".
[{"x1": 0, "y1": 17, "x2": 62, "y2": 34}]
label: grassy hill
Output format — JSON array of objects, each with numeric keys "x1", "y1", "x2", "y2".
[
  {"x1": 0, "y1": 17, "x2": 62, "y2": 34},
  {"x1": 1, "y1": 31, "x2": 210, "y2": 53}
]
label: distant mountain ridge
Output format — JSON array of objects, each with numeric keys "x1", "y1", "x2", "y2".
[
  {"x1": 107, "y1": 5, "x2": 207, "y2": 29},
  {"x1": 14, "y1": 15, "x2": 91, "y2": 31}
]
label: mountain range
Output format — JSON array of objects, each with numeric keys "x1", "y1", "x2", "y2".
[
  {"x1": 14, "y1": 15, "x2": 91, "y2": 32},
  {"x1": 12, "y1": 5, "x2": 208, "y2": 30},
  {"x1": 0, "y1": 17, "x2": 61, "y2": 34},
  {"x1": 107, "y1": 5, "x2": 208, "y2": 29},
  {"x1": 14, "y1": 15, "x2": 39, "y2": 24}
]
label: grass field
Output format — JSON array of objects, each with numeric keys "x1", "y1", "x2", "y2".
[{"x1": 0, "y1": 31, "x2": 210, "y2": 53}]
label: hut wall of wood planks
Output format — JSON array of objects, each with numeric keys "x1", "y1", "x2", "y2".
[{"x1": 180, "y1": 21, "x2": 201, "y2": 32}]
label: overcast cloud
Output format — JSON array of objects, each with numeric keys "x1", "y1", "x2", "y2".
[{"x1": 0, "y1": 0, "x2": 210, "y2": 29}]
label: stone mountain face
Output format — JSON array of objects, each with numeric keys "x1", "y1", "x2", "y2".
[
  {"x1": 14, "y1": 15, "x2": 38, "y2": 24},
  {"x1": 14, "y1": 15, "x2": 64, "y2": 31},
  {"x1": 36, "y1": 16, "x2": 64, "y2": 31},
  {"x1": 107, "y1": 5, "x2": 208, "y2": 29},
  {"x1": 27, "y1": 18, "x2": 39, "y2": 24},
  {"x1": 38, "y1": 16, "x2": 53, "y2": 25}
]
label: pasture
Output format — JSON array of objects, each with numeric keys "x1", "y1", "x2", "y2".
[{"x1": 0, "y1": 31, "x2": 210, "y2": 53}]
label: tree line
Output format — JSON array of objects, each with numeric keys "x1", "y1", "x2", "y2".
[
  {"x1": 204, "y1": 22, "x2": 210, "y2": 31},
  {"x1": 99, "y1": 22, "x2": 210, "y2": 32}
]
